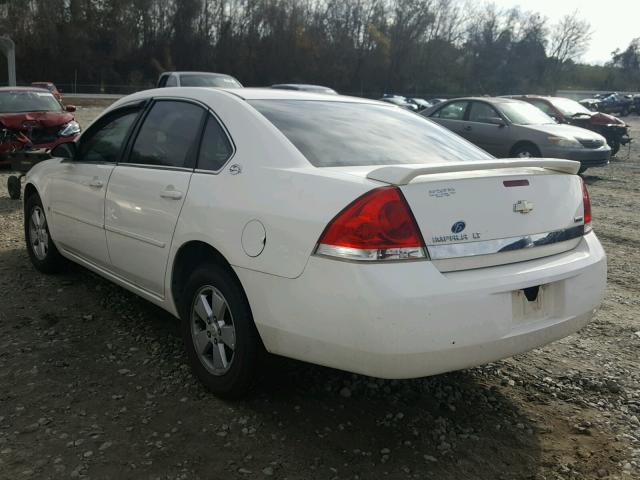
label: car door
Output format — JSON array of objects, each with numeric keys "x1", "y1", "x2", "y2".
[
  {"x1": 428, "y1": 101, "x2": 471, "y2": 139},
  {"x1": 104, "y1": 99, "x2": 206, "y2": 296},
  {"x1": 464, "y1": 101, "x2": 508, "y2": 156},
  {"x1": 48, "y1": 104, "x2": 142, "y2": 268}
]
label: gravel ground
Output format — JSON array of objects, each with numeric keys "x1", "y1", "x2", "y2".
[{"x1": 0, "y1": 104, "x2": 638, "y2": 479}]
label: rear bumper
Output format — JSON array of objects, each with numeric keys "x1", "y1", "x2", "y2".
[
  {"x1": 236, "y1": 232, "x2": 607, "y2": 379},
  {"x1": 542, "y1": 146, "x2": 610, "y2": 168}
]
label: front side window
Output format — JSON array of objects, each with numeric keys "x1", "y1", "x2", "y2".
[
  {"x1": 432, "y1": 101, "x2": 468, "y2": 120},
  {"x1": 197, "y1": 115, "x2": 233, "y2": 171},
  {"x1": 77, "y1": 109, "x2": 139, "y2": 163},
  {"x1": 250, "y1": 100, "x2": 492, "y2": 168},
  {"x1": 468, "y1": 102, "x2": 501, "y2": 123},
  {"x1": 129, "y1": 101, "x2": 205, "y2": 168}
]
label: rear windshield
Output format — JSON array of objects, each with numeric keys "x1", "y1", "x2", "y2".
[
  {"x1": 180, "y1": 74, "x2": 242, "y2": 88},
  {"x1": 250, "y1": 100, "x2": 492, "y2": 167}
]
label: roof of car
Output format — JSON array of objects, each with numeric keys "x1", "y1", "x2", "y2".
[
  {"x1": 162, "y1": 71, "x2": 235, "y2": 77},
  {"x1": 448, "y1": 96, "x2": 523, "y2": 104},
  {"x1": 0, "y1": 86, "x2": 54, "y2": 93},
  {"x1": 272, "y1": 84, "x2": 333, "y2": 89},
  {"x1": 222, "y1": 87, "x2": 376, "y2": 103},
  {"x1": 31, "y1": 82, "x2": 55, "y2": 85}
]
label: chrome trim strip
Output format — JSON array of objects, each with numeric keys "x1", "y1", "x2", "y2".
[
  {"x1": 433, "y1": 238, "x2": 582, "y2": 273},
  {"x1": 118, "y1": 163, "x2": 194, "y2": 172},
  {"x1": 427, "y1": 225, "x2": 584, "y2": 260},
  {"x1": 105, "y1": 225, "x2": 166, "y2": 248},
  {"x1": 51, "y1": 208, "x2": 104, "y2": 229},
  {"x1": 315, "y1": 244, "x2": 427, "y2": 262}
]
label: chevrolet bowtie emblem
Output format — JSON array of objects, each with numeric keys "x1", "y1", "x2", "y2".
[{"x1": 513, "y1": 200, "x2": 534, "y2": 214}]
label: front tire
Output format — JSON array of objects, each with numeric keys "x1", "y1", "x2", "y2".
[
  {"x1": 24, "y1": 194, "x2": 66, "y2": 273},
  {"x1": 608, "y1": 138, "x2": 621, "y2": 156},
  {"x1": 7, "y1": 175, "x2": 21, "y2": 200},
  {"x1": 512, "y1": 143, "x2": 541, "y2": 158},
  {"x1": 180, "y1": 264, "x2": 261, "y2": 399}
]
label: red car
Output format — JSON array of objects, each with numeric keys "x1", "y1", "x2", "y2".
[
  {"x1": 31, "y1": 82, "x2": 63, "y2": 103},
  {"x1": 510, "y1": 95, "x2": 631, "y2": 155},
  {"x1": 0, "y1": 87, "x2": 80, "y2": 166}
]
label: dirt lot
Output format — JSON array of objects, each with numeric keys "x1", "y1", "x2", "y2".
[{"x1": 0, "y1": 103, "x2": 638, "y2": 480}]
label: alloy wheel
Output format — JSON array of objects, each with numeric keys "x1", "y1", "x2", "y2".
[
  {"x1": 190, "y1": 285, "x2": 236, "y2": 375},
  {"x1": 29, "y1": 206, "x2": 49, "y2": 260}
]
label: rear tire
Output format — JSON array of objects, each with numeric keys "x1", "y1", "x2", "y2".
[
  {"x1": 511, "y1": 143, "x2": 541, "y2": 158},
  {"x1": 24, "y1": 194, "x2": 66, "y2": 273},
  {"x1": 179, "y1": 263, "x2": 261, "y2": 399}
]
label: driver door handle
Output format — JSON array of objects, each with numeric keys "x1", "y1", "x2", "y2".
[
  {"x1": 160, "y1": 189, "x2": 183, "y2": 200},
  {"x1": 463, "y1": 125, "x2": 472, "y2": 131},
  {"x1": 88, "y1": 179, "x2": 104, "y2": 188}
]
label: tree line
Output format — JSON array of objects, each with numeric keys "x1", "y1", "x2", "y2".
[{"x1": 1, "y1": 0, "x2": 638, "y2": 96}]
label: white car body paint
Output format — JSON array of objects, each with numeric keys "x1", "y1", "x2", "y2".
[{"x1": 26, "y1": 87, "x2": 607, "y2": 379}]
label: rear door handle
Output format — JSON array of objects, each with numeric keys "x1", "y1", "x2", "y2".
[
  {"x1": 89, "y1": 179, "x2": 104, "y2": 188},
  {"x1": 160, "y1": 189, "x2": 183, "y2": 200},
  {"x1": 463, "y1": 125, "x2": 472, "y2": 131}
]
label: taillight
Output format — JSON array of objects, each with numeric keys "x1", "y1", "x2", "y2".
[
  {"x1": 581, "y1": 178, "x2": 592, "y2": 230},
  {"x1": 315, "y1": 186, "x2": 426, "y2": 261}
]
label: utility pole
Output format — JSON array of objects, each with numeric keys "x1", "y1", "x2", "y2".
[{"x1": 0, "y1": 35, "x2": 16, "y2": 86}]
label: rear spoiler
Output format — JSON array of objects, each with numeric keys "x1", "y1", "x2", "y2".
[{"x1": 366, "y1": 159, "x2": 580, "y2": 185}]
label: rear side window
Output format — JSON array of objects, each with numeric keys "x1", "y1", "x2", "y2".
[
  {"x1": 250, "y1": 100, "x2": 492, "y2": 167},
  {"x1": 432, "y1": 101, "x2": 468, "y2": 120},
  {"x1": 197, "y1": 115, "x2": 233, "y2": 171},
  {"x1": 128, "y1": 100, "x2": 205, "y2": 168},
  {"x1": 77, "y1": 109, "x2": 139, "y2": 163}
]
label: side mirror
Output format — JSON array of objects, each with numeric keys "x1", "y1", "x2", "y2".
[
  {"x1": 65, "y1": 105, "x2": 76, "y2": 112},
  {"x1": 487, "y1": 117, "x2": 506, "y2": 127},
  {"x1": 51, "y1": 141, "x2": 77, "y2": 160}
]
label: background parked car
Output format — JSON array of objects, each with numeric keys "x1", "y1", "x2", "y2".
[
  {"x1": 580, "y1": 92, "x2": 633, "y2": 116},
  {"x1": 406, "y1": 97, "x2": 433, "y2": 111},
  {"x1": 30, "y1": 82, "x2": 62, "y2": 103},
  {"x1": 595, "y1": 93, "x2": 633, "y2": 116},
  {"x1": 510, "y1": 95, "x2": 631, "y2": 155},
  {"x1": 157, "y1": 71, "x2": 243, "y2": 88},
  {"x1": 271, "y1": 84, "x2": 338, "y2": 95},
  {"x1": 423, "y1": 97, "x2": 611, "y2": 172},
  {"x1": 633, "y1": 95, "x2": 640, "y2": 115},
  {"x1": 379, "y1": 94, "x2": 418, "y2": 111},
  {"x1": 0, "y1": 87, "x2": 79, "y2": 167}
]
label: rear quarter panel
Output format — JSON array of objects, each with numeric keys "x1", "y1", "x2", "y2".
[{"x1": 166, "y1": 90, "x2": 377, "y2": 281}]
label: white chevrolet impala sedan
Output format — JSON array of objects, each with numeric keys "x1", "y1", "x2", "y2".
[{"x1": 24, "y1": 88, "x2": 607, "y2": 397}]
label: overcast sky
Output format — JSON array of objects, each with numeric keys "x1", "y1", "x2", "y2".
[{"x1": 488, "y1": 0, "x2": 638, "y2": 64}]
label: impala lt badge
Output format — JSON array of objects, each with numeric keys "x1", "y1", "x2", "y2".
[{"x1": 513, "y1": 200, "x2": 534, "y2": 214}]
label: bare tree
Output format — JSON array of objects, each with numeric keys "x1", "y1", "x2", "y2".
[{"x1": 548, "y1": 11, "x2": 592, "y2": 64}]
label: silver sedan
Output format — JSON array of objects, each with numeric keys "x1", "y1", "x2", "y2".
[{"x1": 422, "y1": 97, "x2": 611, "y2": 172}]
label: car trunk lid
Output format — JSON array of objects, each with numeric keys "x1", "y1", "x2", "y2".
[{"x1": 327, "y1": 159, "x2": 587, "y2": 271}]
